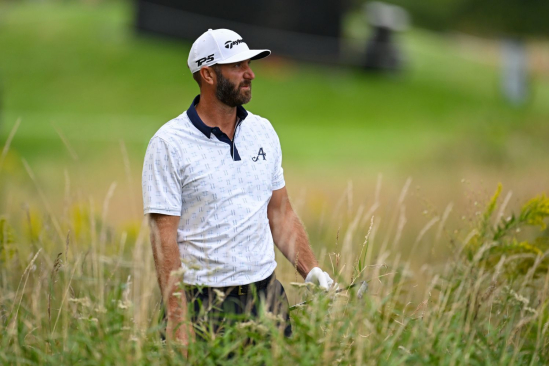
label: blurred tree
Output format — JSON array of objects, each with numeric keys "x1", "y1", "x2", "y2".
[
  {"x1": 372, "y1": 0, "x2": 549, "y2": 37},
  {"x1": 456, "y1": 0, "x2": 549, "y2": 37}
]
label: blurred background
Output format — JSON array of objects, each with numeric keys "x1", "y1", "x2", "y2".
[{"x1": 1, "y1": 0, "x2": 548, "y2": 292}]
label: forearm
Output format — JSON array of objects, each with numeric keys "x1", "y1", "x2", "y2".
[
  {"x1": 271, "y1": 210, "x2": 319, "y2": 279},
  {"x1": 149, "y1": 214, "x2": 190, "y2": 338},
  {"x1": 151, "y1": 236, "x2": 186, "y2": 315}
]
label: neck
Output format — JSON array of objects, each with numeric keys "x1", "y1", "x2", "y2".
[{"x1": 195, "y1": 92, "x2": 238, "y2": 139}]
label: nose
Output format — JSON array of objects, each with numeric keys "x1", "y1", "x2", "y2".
[{"x1": 244, "y1": 62, "x2": 255, "y2": 80}]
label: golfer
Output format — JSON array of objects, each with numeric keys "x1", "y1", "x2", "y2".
[{"x1": 142, "y1": 28, "x2": 334, "y2": 349}]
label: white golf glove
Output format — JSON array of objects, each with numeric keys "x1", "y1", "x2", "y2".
[{"x1": 305, "y1": 267, "x2": 335, "y2": 290}]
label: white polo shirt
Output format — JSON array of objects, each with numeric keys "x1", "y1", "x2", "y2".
[{"x1": 142, "y1": 95, "x2": 285, "y2": 287}]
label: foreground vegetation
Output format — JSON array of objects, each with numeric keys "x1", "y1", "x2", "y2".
[{"x1": 1, "y1": 177, "x2": 548, "y2": 364}]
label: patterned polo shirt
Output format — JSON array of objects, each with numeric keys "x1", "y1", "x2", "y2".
[{"x1": 142, "y1": 95, "x2": 285, "y2": 287}]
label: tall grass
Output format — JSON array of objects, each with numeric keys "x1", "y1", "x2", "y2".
[{"x1": 1, "y1": 131, "x2": 549, "y2": 365}]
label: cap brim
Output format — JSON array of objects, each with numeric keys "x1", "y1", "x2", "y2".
[{"x1": 216, "y1": 49, "x2": 271, "y2": 65}]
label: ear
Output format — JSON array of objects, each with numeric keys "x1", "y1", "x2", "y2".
[{"x1": 200, "y1": 66, "x2": 216, "y2": 86}]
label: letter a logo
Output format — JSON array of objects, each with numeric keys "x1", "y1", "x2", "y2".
[{"x1": 252, "y1": 147, "x2": 266, "y2": 162}]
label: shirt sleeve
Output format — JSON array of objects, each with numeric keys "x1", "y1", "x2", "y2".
[
  {"x1": 272, "y1": 132, "x2": 285, "y2": 191},
  {"x1": 142, "y1": 136, "x2": 183, "y2": 216}
]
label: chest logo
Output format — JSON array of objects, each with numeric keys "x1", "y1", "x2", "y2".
[{"x1": 252, "y1": 147, "x2": 266, "y2": 162}]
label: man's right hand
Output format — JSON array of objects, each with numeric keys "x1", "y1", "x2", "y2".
[{"x1": 166, "y1": 316, "x2": 194, "y2": 357}]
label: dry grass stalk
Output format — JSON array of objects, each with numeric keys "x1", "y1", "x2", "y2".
[
  {"x1": 0, "y1": 117, "x2": 21, "y2": 173},
  {"x1": 48, "y1": 252, "x2": 63, "y2": 329},
  {"x1": 9, "y1": 248, "x2": 42, "y2": 331},
  {"x1": 52, "y1": 256, "x2": 80, "y2": 335},
  {"x1": 380, "y1": 177, "x2": 412, "y2": 253},
  {"x1": 52, "y1": 123, "x2": 79, "y2": 161},
  {"x1": 21, "y1": 159, "x2": 65, "y2": 243}
]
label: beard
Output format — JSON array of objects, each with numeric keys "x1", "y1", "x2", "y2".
[{"x1": 214, "y1": 68, "x2": 252, "y2": 107}]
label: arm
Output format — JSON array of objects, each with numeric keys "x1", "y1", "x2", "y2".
[
  {"x1": 148, "y1": 213, "x2": 194, "y2": 349},
  {"x1": 267, "y1": 187, "x2": 319, "y2": 279}
]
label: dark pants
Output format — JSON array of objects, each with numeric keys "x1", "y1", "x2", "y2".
[{"x1": 162, "y1": 272, "x2": 292, "y2": 340}]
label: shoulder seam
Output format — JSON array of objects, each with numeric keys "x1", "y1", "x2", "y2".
[{"x1": 150, "y1": 135, "x2": 183, "y2": 161}]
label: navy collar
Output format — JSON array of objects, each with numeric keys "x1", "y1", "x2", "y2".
[{"x1": 187, "y1": 95, "x2": 248, "y2": 138}]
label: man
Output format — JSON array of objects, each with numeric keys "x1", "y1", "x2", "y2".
[{"x1": 142, "y1": 28, "x2": 334, "y2": 350}]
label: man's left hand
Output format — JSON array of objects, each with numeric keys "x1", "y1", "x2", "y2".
[{"x1": 305, "y1": 267, "x2": 336, "y2": 290}]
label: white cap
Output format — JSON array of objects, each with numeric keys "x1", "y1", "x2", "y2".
[{"x1": 187, "y1": 29, "x2": 271, "y2": 74}]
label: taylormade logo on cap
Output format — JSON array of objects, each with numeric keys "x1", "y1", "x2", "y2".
[
  {"x1": 187, "y1": 29, "x2": 271, "y2": 74},
  {"x1": 225, "y1": 39, "x2": 244, "y2": 49}
]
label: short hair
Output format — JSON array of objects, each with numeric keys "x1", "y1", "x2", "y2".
[
  {"x1": 192, "y1": 65, "x2": 221, "y2": 87},
  {"x1": 192, "y1": 71, "x2": 202, "y2": 87}
]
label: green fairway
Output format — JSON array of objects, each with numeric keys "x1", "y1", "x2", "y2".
[{"x1": 1, "y1": 1, "x2": 548, "y2": 173}]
